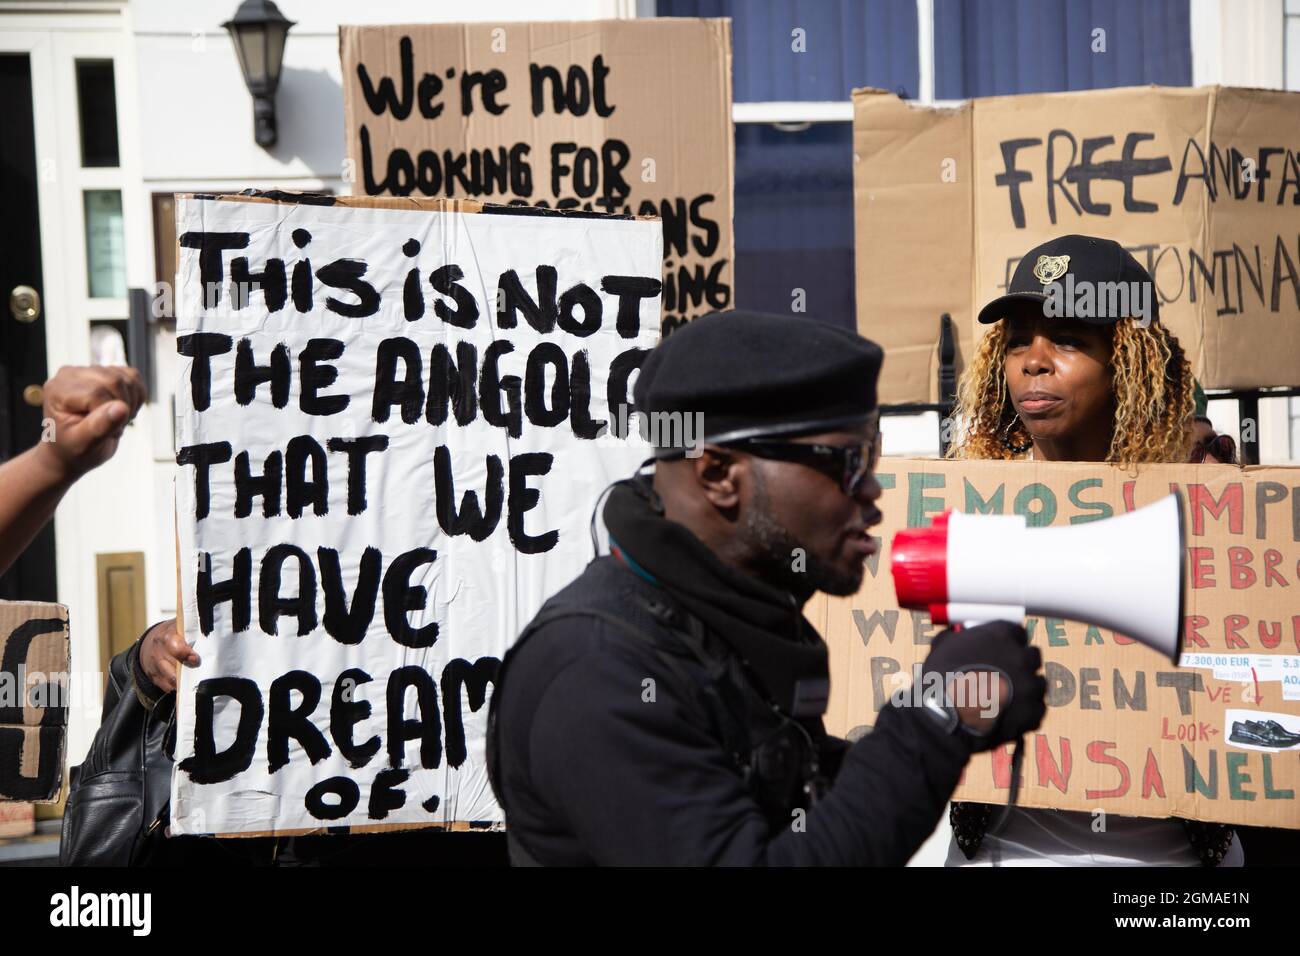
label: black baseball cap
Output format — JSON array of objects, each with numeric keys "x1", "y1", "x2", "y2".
[{"x1": 977, "y1": 234, "x2": 1159, "y2": 326}]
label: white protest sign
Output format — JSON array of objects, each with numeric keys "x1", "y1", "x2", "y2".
[{"x1": 171, "y1": 194, "x2": 660, "y2": 835}]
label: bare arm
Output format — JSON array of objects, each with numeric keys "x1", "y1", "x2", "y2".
[{"x1": 0, "y1": 365, "x2": 145, "y2": 578}]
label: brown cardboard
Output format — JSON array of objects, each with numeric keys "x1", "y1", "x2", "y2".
[
  {"x1": 340, "y1": 19, "x2": 734, "y2": 331},
  {"x1": 0, "y1": 801, "x2": 34, "y2": 838},
  {"x1": 816, "y1": 457, "x2": 1300, "y2": 829},
  {"x1": 0, "y1": 601, "x2": 70, "y2": 803},
  {"x1": 852, "y1": 92, "x2": 974, "y2": 404},
  {"x1": 854, "y1": 86, "x2": 1300, "y2": 403}
]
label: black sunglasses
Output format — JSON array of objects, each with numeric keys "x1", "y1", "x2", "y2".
[
  {"x1": 1190, "y1": 432, "x2": 1237, "y2": 464},
  {"x1": 723, "y1": 425, "x2": 881, "y2": 497}
]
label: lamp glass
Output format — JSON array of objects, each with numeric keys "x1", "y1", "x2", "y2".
[
  {"x1": 265, "y1": 22, "x2": 288, "y2": 86},
  {"x1": 232, "y1": 23, "x2": 268, "y2": 89}
]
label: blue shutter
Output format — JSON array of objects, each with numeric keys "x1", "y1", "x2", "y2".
[
  {"x1": 934, "y1": 0, "x2": 1192, "y2": 99},
  {"x1": 733, "y1": 123, "x2": 856, "y2": 328},
  {"x1": 658, "y1": 0, "x2": 920, "y2": 100}
]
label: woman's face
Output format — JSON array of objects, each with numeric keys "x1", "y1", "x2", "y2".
[{"x1": 1003, "y1": 314, "x2": 1114, "y2": 448}]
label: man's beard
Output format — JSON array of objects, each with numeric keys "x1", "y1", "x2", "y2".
[{"x1": 743, "y1": 467, "x2": 864, "y2": 598}]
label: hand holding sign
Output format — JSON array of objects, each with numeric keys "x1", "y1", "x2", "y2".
[{"x1": 140, "y1": 618, "x2": 198, "y2": 695}]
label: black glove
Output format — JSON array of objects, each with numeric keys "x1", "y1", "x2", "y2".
[{"x1": 921, "y1": 620, "x2": 1046, "y2": 751}]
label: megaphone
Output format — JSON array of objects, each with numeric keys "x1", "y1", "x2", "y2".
[{"x1": 890, "y1": 493, "x2": 1186, "y2": 664}]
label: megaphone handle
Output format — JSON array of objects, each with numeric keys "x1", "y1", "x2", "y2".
[{"x1": 986, "y1": 736, "x2": 1026, "y2": 837}]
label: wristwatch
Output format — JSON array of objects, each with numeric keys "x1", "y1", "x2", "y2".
[
  {"x1": 918, "y1": 676, "x2": 960, "y2": 734},
  {"x1": 919, "y1": 671, "x2": 996, "y2": 745}
]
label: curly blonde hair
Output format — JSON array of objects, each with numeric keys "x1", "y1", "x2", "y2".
[{"x1": 947, "y1": 319, "x2": 1194, "y2": 468}]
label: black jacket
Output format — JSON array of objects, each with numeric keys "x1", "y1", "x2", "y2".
[
  {"x1": 59, "y1": 638, "x2": 177, "y2": 865},
  {"x1": 490, "y1": 554, "x2": 974, "y2": 866}
]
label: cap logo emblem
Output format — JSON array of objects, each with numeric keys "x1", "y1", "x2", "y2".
[{"x1": 1033, "y1": 254, "x2": 1070, "y2": 285}]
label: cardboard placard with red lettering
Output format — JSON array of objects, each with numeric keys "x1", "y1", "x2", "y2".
[{"x1": 808, "y1": 458, "x2": 1300, "y2": 828}]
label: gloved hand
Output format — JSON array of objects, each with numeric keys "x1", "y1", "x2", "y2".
[{"x1": 921, "y1": 621, "x2": 1046, "y2": 751}]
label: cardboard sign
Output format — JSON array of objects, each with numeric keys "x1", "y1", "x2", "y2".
[
  {"x1": 0, "y1": 802, "x2": 35, "y2": 838},
  {"x1": 854, "y1": 86, "x2": 1300, "y2": 403},
  {"x1": 171, "y1": 193, "x2": 660, "y2": 835},
  {"x1": 0, "y1": 601, "x2": 69, "y2": 803},
  {"x1": 341, "y1": 19, "x2": 734, "y2": 333},
  {"x1": 809, "y1": 458, "x2": 1300, "y2": 829}
]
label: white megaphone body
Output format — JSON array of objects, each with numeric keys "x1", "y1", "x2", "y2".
[{"x1": 890, "y1": 494, "x2": 1186, "y2": 664}]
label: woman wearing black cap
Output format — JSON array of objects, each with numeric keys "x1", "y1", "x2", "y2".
[{"x1": 944, "y1": 234, "x2": 1242, "y2": 867}]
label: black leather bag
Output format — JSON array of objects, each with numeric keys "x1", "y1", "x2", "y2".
[{"x1": 59, "y1": 645, "x2": 174, "y2": 866}]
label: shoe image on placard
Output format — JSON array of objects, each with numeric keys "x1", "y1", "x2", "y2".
[{"x1": 1230, "y1": 720, "x2": 1300, "y2": 749}]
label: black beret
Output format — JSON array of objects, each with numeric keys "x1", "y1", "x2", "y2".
[{"x1": 633, "y1": 310, "x2": 883, "y2": 448}]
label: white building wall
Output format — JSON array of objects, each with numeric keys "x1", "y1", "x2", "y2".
[{"x1": 132, "y1": 0, "x2": 630, "y2": 189}]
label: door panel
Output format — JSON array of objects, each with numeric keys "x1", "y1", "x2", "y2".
[{"x1": 0, "y1": 53, "x2": 56, "y2": 602}]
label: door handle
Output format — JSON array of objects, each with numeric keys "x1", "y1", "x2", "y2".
[{"x1": 10, "y1": 285, "x2": 41, "y2": 323}]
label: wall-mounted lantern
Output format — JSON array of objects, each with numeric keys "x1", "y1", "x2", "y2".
[{"x1": 223, "y1": 0, "x2": 295, "y2": 148}]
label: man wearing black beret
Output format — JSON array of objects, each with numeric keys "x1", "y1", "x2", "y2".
[{"x1": 488, "y1": 311, "x2": 1047, "y2": 865}]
